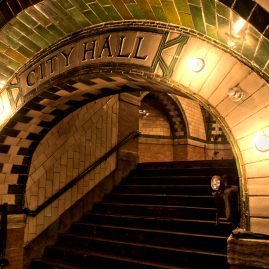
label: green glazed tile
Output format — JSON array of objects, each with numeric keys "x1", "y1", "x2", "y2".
[
  {"x1": 69, "y1": 0, "x2": 89, "y2": 11},
  {"x1": 0, "y1": 63, "x2": 16, "y2": 77},
  {"x1": 126, "y1": 4, "x2": 146, "y2": 19},
  {"x1": 17, "y1": 46, "x2": 35, "y2": 58},
  {"x1": 5, "y1": 48, "x2": 27, "y2": 64},
  {"x1": 161, "y1": 1, "x2": 181, "y2": 24},
  {"x1": 174, "y1": 0, "x2": 190, "y2": 13},
  {"x1": 254, "y1": 37, "x2": 269, "y2": 68},
  {"x1": 189, "y1": 4, "x2": 206, "y2": 34},
  {"x1": 27, "y1": 6, "x2": 51, "y2": 26},
  {"x1": 29, "y1": 33, "x2": 50, "y2": 48},
  {"x1": 90, "y1": 2, "x2": 111, "y2": 21},
  {"x1": 3, "y1": 25, "x2": 22, "y2": 40},
  {"x1": 242, "y1": 31, "x2": 259, "y2": 61},
  {"x1": 233, "y1": 40, "x2": 243, "y2": 54},
  {"x1": 18, "y1": 36, "x2": 41, "y2": 53},
  {"x1": 6, "y1": 59, "x2": 21, "y2": 70},
  {"x1": 216, "y1": 1, "x2": 230, "y2": 19},
  {"x1": 56, "y1": 0, "x2": 74, "y2": 9},
  {"x1": 188, "y1": 0, "x2": 201, "y2": 6},
  {"x1": 206, "y1": 24, "x2": 218, "y2": 39},
  {"x1": 202, "y1": 0, "x2": 216, "y2": 26},
  {"x1": 83, "y1": 10, "x2": 102, "y2": 24},
  {"x1": 151, "y1": 5, "x2": 168, "y2": 22},
  {"x1": 0, "y1": 33, "x2": 20, "y2": 50},
  {"x1": 148, "y1": 0, "x2": 161, "y2": 5},
  {"x1": 123, "y1": 0, "x2": 136, "y2": 3},
  {"x1": 0, "y1": 53, "x2": 11, "y2": 64},
  {"x1": 248, "y1": 25, "x2": 261, "y2": 38},
  {"x1": 110, "y1": 0, "x2": 133, "y2": 20},
  {"x1": 103, "y1": 6, "x2": 122, "y2": 21},
  {"x1": 180, "y1": 13, "x2": 194, "y2": 29},
  {"x1": 11, "y1": 19, "x2": 35, "y2": 36},
  {"x1": 217, "y1": 15, "x2": 229, "y2": 44},
  {"x1": 47, "y1": 24, "x2": 66, "y2": 38},
  {"x1": 97, "y1": 0, "x2": 111, "y2": 5},
  {"x1": 18, "y1": 13, "x2": 38, "y2": 28},
  {"x1": 67, "y1": 8, "x2": 92, "y2": 27},
  {"x1": 57, "y1": 21, "x2": 78, "y2": 34},
  {"x1": 0, "y1": 41, "x2": 8, "y2": 53},
  {"x1": 34, "y1": 25, "x2": 58, "y2": 43},
  {"x1": 136, "y1": 0, "x2": 156, "y2": 20}
]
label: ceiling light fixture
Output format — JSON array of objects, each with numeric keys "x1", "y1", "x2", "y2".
[
  {"x1": 188, "y1": 58, "x2": 205, "y2": 73},
  {"x1": 228, "y1": 87, "x2": 244, "y2": 102},
  {"x1": 254, "y1": 131, "x2": 269, "y2": 152}
]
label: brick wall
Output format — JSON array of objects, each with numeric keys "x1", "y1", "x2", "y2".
[{"x1": 24, "y1": 96, "x2": 119, "y2": 244}]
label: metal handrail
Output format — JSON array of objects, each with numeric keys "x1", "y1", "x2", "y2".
[
  {"x1": 24, "y1": 130, "x2": 141, "y2": 217},
  {"x1": 0, "y1": 203, "x2": 9, "y2": 269}
]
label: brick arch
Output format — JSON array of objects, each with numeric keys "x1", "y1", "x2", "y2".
[
  {"x1": 0, "y1": 68, "x2": 180, "y2": 213},
  {"x1": 0, "y1": 1, "x2": 268, "y2": 88},
  {"x1": 0, "y1": 17, "x2": 268, "y2": 233},
  {"x1": 139, "y1": 92, "x2": 189, "y2": 138}
]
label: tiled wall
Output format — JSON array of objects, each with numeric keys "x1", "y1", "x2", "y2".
[
  {"x1": 177, "y1": 96, "x2": 207, "y2": 140},
  {"x1": 24, "y1": 95, "x2": 118, "y2": 243},
  {"x1": 139, "y1": 101, "x2": 171, "y2": 137},
  {"x1": 0, "y1": 0, "x2": 268, "y2": 87},
  {"x1": 138, "y1": 93, "x2": 233, "y2": 162}
]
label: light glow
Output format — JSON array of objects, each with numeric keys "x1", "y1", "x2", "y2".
[
  {"x1": 188, "y1": 58, "x2": 205, "y2": 73},
  {"x1": 0, "y1": 81, "x2": 5, "y2": 90},
  {"x1": 254, "y1": 131, "x2": 269, "y2": 152},
  {"x1": 233, "y1": 19, "x2": 245, "y2": 36}
]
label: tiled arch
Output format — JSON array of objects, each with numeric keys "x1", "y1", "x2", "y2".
[
  {"x1": 0, "y1": 68, "x2": 178, "y2": 213},
  {"x1": 140, "y1": 92, "x2": 189, "y2": 138},
  {"x1": 0, "y1": 0, "x2": 268, "y2": 87}
]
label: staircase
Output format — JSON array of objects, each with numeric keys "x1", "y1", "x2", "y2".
[{"x1": 30, "y1": 160, "x2": 239, "y2": 269}]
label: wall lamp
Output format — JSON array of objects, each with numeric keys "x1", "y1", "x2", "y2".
[
  {"x1": 228, "y1": 87, "x2": 244, "y2": 102},
  {"x1": 188, "y1": 58, "x2": 205, "y2": 73},
  {"x1": 254, "y1": 131, "x2": 269, "y2": 152}
]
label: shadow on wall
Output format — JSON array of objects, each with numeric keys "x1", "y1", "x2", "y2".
[{"x1": 138, "y1": 93, "x2": 234, "y2": 163}]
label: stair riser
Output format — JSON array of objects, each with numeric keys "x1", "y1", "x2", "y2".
[
  {"x1": 82, "y1": 213, "x2": 231, "y2": 236},
  {"x1": 114, "y1": 185, "x2": 213, "y2": 195},
  {"x1": 92, "y1": 203, "x2": 216, "y2": 220},
  {"x1": 135, "y1": 167, "x2": 237, "y2": 177},
  {"x1": 69, "y1": 224, "x2": 227, "y2": 253},
  {"x1": 103, "y1": 194, "x2": 216, "y2": 207},
  {"x1": 45, "y1": 245, "x2": 227, "y2": 269},
  {"x1": 126, "y1": 177, "x2": 212, "y2": 186}
]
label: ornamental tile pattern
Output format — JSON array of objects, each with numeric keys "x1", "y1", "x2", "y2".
[{"x1": 0, "y1": 0, "x2": 268, "y2": 86}]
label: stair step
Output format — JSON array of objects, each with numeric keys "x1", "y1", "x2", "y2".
[
  {"x1": 30, "y1": 256, "x2": 196, "y2": 269},
  {"x1": 82, "y1": 212, "x2": 232, "y2": 236},
  {"x1": 126, "y1": 175, "x2": 213, "y2": 186},
  {"x1": 44, "y1": 240, "x2": 227, "y2": 269},
  {"x1": 134, "y1": 167, "x2": 237, "y2": 178},
  {"x1": 69, "y1": 223, "x2": 227, "y2": 253},
  {"x1": 92, "y1": 202, "x2": 217, "y2": 220},
  {"x1": 137, "y1": 160, "x2": 236, "y2": 169},
  {"x1": 30, "y1": 160, "x2": 237, "y2": 269},
  {"x1": 114, "y1": 185, "x2": 213, "y2": 195},
  {"x1": 103, "y1": 193, "x2": 216, "y2": 207},
  {"x1": 30, "y1": 258, "x2": 88, "y2": 269}
]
